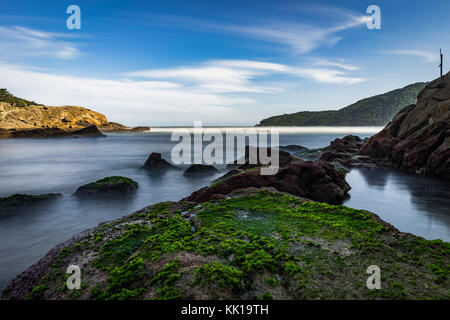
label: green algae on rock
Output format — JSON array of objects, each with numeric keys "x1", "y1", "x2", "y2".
[
  {"x1": 0, "y1": 193, "x2": 62, "y2": 215},
  {"x1": 3, "y1": 188, "x2": 448, "y2": 300},
  {"x1": 74, "y1": 176, "x2": 138, "y2": 196}
]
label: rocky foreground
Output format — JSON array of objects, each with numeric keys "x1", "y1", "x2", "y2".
[{"x1": 2, "y1": 188, "x2": 448, "y2": 300}]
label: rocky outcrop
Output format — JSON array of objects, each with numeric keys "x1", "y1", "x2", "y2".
[
  {"x1": 0, "y1": 102, "x2": 145, "y2": 135},
  {"x1": 360, "y1": 72, "x2": 450, "y2": 177},
  {"x1": 74, "y1": 176, "x2": 138, "y2": 196},
  {"x1": 183, "y1": 164, "x2": 219, "y2": 177},
  {"x1": 142, "y1": 153, "x2": 177, "y2": 170},
  {"x1": 0, "y1": 193, "x2": 62, "y2": 215},
  {"x1": 0, "y1": 102, "x2": 108, "y2": 130},
  {"x1": 0, "y1": 125, "x2": 106, "y2": 138},
  {"x1": 183, "y1": 160, "x2": 350, "y2": 204}
]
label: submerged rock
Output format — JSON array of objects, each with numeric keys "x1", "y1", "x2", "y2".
[
  {"x1": 74, "y1": 176, "x2": 138, "y2": 196},
  {"x1": 142, "y1": 153, "x2": 177, "y2": 170},
  {"x1": 360, "y1": 72, "x2": 450, "y2": 178},
  {"x1": 3, "y1": 188, "x2": 448, "y2": 300},
  {"x1": 0, "y1": 193, "x2": 62, "y2": 215},
  {"x1": 183, "y1": 164, "x2": 219, "y2": 177}
]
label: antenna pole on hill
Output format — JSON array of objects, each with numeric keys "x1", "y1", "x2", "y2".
[{"x1": 439, "y1": 49, "x2": 443, "y2": 77}]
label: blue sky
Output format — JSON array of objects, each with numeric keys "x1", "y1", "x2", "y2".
[{"x1": 0, "y1": 0, "x2": 449, "y2": 126}]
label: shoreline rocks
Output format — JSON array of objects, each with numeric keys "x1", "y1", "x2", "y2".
[{"x1": 0, "y1": 125, "x2": 106, "y2": 139}]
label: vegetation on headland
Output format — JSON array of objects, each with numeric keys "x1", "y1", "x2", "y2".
[
  {"x1": 22, "y1": 189, "x2": 449, "y2": 300},
  {"x1": 258, "y1": 82, "x2": 427, "y2": 126},
  {"x1": 0, "y1": 89, "x2": 42, "y2": 107}
]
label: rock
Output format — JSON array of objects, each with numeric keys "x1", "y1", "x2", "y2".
[
  {"x1": 129, "y1": 126, "x2": 150, "y2": 132},
  {"x1": 183, "y1": 164, "x2": 219, "y2": 177},
  {"x1": 74, "y1": 176, "x2": 138, "y2": 196},
  {"x1": 360, "y1": 72, "x2": 450, "y2": 178},
  {"x1": 0, "y1": 125, "x2": 106, "y2": 138},
  {"x1": 234, "y1": 145, "x2": 298, "y2": 170},
  {"x1": 183, "y1": 160, "x2": 350, "y2": 204},
  {"x1": 142, "y1": 153, "x2": 177, "y2": 170},
  {"x1": 99, "y1": 123, "x2": 150, "y2": 132},
  {"x1": 0, "y1": 193, "x2": 62, "y2": 215}
]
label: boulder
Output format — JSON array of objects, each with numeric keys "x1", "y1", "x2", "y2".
[
  {"x1": 142, "y1": 153, "x2": 177, "y2": 170},
  {"x1": 74, "y1": 176, "x2": 138, "y2": 196},
  {"x1": 183, "y1": 160, "x2": 350, "y2": 204},
  {"x1": 360, "y1": 72, "x2": 450, "y2": 177},
  {"x1": 183, "y1": 164, "x2": 219, "y2": 177}
]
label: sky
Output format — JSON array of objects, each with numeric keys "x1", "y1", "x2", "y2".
[{"x1": 0, "y1": 0, "x2": 449, "y2": 126}]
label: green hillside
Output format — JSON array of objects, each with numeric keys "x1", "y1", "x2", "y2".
[
  {"x1": 0, "y1": 89, "x2": 42, "y2": 107},
  {"x1": 257, "y1": 82, "x2": 428, "y2": 126}
]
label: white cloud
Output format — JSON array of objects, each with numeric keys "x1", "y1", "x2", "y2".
[
  {"x1": 0, "y1": 62, "x2": 251, "y2": 125},
  {"x1": 0, "y1": 26, "x2": 82, "y2": 60},
  {"x1": 309, "y1": 58, "x2": 360, "y2": 71},
  {"x1": 125, "y1": 59, "x2": 364, "y2": 90},
  {"x1": 383, "y1": 50, "x2": 439, "y2": 62},
  {"x1": 0, "y1": 58, "x2": 364, "y2": 125}
]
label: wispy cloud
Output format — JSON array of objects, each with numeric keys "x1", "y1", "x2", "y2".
[
  {"x1": 309, "y1": 58, "x2": 360, "y2": 71},
  {"x1": 0, "y1": 26, "x2": 82, "y2": 60},
  {"x1": 382, "y1": 49, "x2": 439, "y2": 62},
  {"x1": 142, "y1": 7, "x2": 370, "y2": 55},
  {"x1": 125, "y1": 59, "x2": 364, "y2": 91}
]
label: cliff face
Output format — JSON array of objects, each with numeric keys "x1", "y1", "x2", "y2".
[
  {"x1": 360, "y1": 72, "x2": 450, "y2": 177},
  {"x1": 0, "y1": 102, "x2": 109, "y2": 130}
]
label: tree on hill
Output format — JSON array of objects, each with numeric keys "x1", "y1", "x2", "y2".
[{"x1": 0, "y1": 89, "x2": 43, "y2": 107}]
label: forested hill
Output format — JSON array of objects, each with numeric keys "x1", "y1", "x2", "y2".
[{"x1": 257, "y1": 82, "x2": 428, "y2": 126}]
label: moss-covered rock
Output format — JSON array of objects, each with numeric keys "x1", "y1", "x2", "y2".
[
  {"x1": 3, "y1": 188, "x2": 448, "y2": 300},
  {"x1": 74, "y1": 176, "x2": 138, "y2": 196},
  {"x1": 0, "y1": 193, "x2": 62, "y2": 215}
]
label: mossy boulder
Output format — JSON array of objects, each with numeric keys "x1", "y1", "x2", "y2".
[
  {"x1": 3, "y1": 188, "x2": 448, "y2": 300},
  {"x1": 0, "y1": 193, "x2": 61, "y2": 215},
  {"x1": 183, "y1": 164, "x2": 219, "y2": 177},
  {"x1": 74, "y1": 176, "x2": 138, "y2": 196}
]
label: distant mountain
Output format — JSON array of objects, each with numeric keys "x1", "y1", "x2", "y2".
[
  {"x1": 0, "y1": 88, "x2": 42, "y2": 107},
  {"x1": 257, "y1": 82, "x2": 428, "y2": 126}
]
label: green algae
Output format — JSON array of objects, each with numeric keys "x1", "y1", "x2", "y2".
[{"x1": 27, "y1": 189, "x2": 450, "y2": 300}]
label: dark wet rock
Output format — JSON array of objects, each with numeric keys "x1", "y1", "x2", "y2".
[
  {"x1": 74, "y1": 176, "x2": 138, "y2": 196},
  {"x1": 183, "y1": 160, "x2": 350, "y2": 204},
  {"x1": 0, "y1": 193, "x2": 62, "y2": 215},
  {"x1": 360, "y1": 72, "x2": 450, "y2": 178},
  {"x1": 183, "y1": 164, "x2": 219, "y2": 177},
  {"x1": 142, "y1": 153, "x2": 177, "y2": 170},
  {"x1": 0, "y1": 125, "x2": 105, "y2": 138}
]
